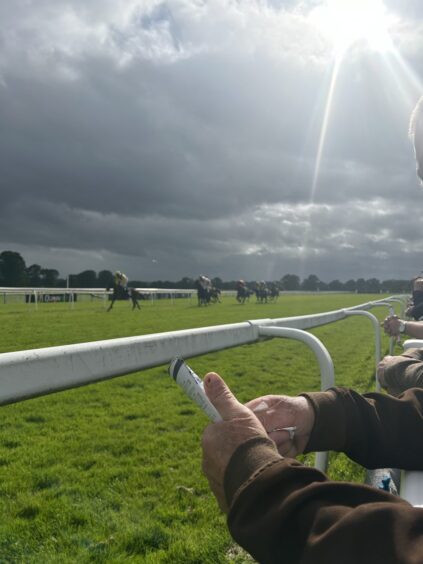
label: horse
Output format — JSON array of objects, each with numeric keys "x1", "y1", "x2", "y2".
[
  {"x1": 210, "y1": 287, "x2": 221, "y2": 303},
  {"x1": 267, "y1": 285, "x2": 280, "y2": 302},
  {"x1": 195, "y1": 278, "x2": 211, "y2": 306},
  {"x1": 106, "y1": 283, "x2": 129, "y2": 311},
  {"x1": 236, "y1": 286, "x2": 252, "y2": 304},
  {"x1": 254, "y1": 284, "x2": 269, "y2": 304}
]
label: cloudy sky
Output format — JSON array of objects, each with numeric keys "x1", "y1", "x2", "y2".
[{"x1": 1, "y1": 0, "x2": 423, "y2": 283}]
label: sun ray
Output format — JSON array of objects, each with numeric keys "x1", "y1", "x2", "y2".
[{"x1": 310, "y1": 0, "x2": 396, "y2": 57}]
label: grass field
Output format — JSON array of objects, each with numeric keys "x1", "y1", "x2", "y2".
[{"x1": 0, "y1": 293, "x2": 401, "y2": 563}]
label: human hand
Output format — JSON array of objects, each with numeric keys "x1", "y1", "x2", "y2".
[
  {"x1": 383, "y1": 315, "x2": 401, "y2": 337},
  {"x1": 246, "y1": 395, "x2": 315, "y2": 458},
  {"x1": 201, "y1": 372, "x2": 268, "y2": 513}
]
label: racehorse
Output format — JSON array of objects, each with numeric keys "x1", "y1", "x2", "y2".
[
  {"x1": 210, "y1": 287, "x2": 221, "y2": 303},
  {"x1": 254, "y1": 282, "x2": 269, "y2": 304},
  {"x1": 195, "y1": 277, "x2": 211, "y2": 306},
  {"x1": 267, "y1": 284, "x2": 280, "y2": 302},
  {"x1": 107, "y1": 283, "x2": 129, "y2": 311},
  {"x1": 236, "y1": 286, "x2": 252, "y2": 304}
]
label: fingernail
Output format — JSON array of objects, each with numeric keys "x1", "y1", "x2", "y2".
[{"x1": 204, "y1": 373, "x2": 217, "y2": 388}]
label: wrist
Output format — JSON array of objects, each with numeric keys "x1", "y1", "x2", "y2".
[
  {"x1": 300, "y1": 389, "x2": 346, "y2": 452},
  {"x1": 224, "y1": 437, "x2": 282, "y2": 507},
  {"x1": 399, "y1": 320, "x2": 407, "y2": 334}
]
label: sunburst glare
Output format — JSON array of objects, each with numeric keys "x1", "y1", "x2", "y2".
[
  {"x1": 310, "y1": 0, "x2": 395, "y2": 57},
  {"x1": 299, "y1": 0, "x2": 400, "y2": 279}
]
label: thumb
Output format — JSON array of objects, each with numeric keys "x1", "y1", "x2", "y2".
[{"x1": 204, "y1": 372, "x2": 249, "y2": 421}]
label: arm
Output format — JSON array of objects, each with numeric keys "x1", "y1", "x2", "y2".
[
  {"x1": 303, "y1": 387, "x2": 423, "y2": 469},
  {"x1": 384, "y1": 315, "x2": 423, "y2": 338},
  {"x1": 232, "y1": 387, "x2": 423, "y2": 563},
  {"x1": 226, "y1": 443, "x2": 423, "y2": 564},
  {"x1": 249, "y1": 386, "x2": 423, "y2": 469},
  {"x1": 202, "y1": 375, "x2": 423, "y2": 564},
  {"x1": 378, "y1": 349, "x2": 423, "y2": 396}
]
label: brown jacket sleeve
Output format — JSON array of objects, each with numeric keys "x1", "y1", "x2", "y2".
[
  {"x1": 382, "y1": 348, "x2": 423, "y2": 396},
  {"x1": 225, "y1": 387, "x2": 423, "y2": 564}
]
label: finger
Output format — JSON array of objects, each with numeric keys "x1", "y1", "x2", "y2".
[
  {"x1": 204, "y1": 372, "x2": 249, "y2": 422},
  {"x1": 247, "y1": 399, "x2": 270, "y2": 412},
  {"x1": 245, "y1": 395, "x2": 280, "y2": 411}
]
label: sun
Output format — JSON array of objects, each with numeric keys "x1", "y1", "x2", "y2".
[{"x1": 310, "y1": 0, "x2": 395, "y2": 56}]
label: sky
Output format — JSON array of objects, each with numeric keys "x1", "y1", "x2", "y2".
[{"x1": 1, "y1": 0, "x2": 423, "y2": 283}]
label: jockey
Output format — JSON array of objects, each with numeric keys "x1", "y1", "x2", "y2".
[
  {"x1": 114, "y1": 271, "x2": 128, "y2": 288},
  {"x1": 107, "y1": 271, "x2": 129, "y2": 311}
]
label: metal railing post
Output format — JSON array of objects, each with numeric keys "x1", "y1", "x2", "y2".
[
  {"x1": 344, "y1": 310, "x2": 382, "y2": 391},
  {"x1": 257, "y1": 325, "x2": 335, "y2": 473}
]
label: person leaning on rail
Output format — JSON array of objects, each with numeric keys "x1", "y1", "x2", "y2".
[
  {"x1": 200, "y1": 95, "x2": 423, "y2": 564},
  {"x1": 383, "y1": 313, "x2": 423, "y2": 339},
  {"x1": 377, "y1": 348, "x2": 423, "y2": 397},
  {"x1": 377, "y1": 310, "x2": 423, "y2": 396},
  {"x1": 406, "y1": 276, "x2": 423, "y2": 320},
  {"x1": 201, "y1": 372, "x2": 423, "y2": 563},
  {"x1": 382, "y1": 277, "x2": 423, "y2": 335},
  {"x1": 377, "y1": 289, "x2": 423, "y2": 396}
]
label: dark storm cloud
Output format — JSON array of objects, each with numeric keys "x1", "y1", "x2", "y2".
[{"x1": 0, "y1": 0, "x2": 422, "y2": 281}]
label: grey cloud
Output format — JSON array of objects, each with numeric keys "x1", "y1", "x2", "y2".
[{"x1": 0, "y1": 0, "x2": 422, "y2": 282}]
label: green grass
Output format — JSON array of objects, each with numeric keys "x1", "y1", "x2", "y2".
[{"x1": 0, "y1": 293, "x2": 401, "y2": 562}]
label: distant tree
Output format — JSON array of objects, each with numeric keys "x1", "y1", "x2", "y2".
[
  {"x1": 365, "y1": 278, "x2": 381, "y2": 293},
  {"x1": 317, "y1": 280, "x2": 328, "y2": 291},
  {"x1": 98, "y1": 270, "x2": 114, "y2": 288},
  {"x1": 211, "y1": 277, "x2": 223, "y2": 288},
  {"x1": 74, "y1": 270, "x2": 97, "y2": 288},
  {"x1": 280, "y1": 274, "x2": 300, "y2": 291},
  {"x1": 344, "y1": 279, "x2": 357, "y2": 292},
  {"x1": 356, "y1": 278, "x2": 367, "y2": 293},
  {"x1": 382, "y1": 279, "x2": 410, "y2": 293},
  {"x1": 130, "y1": 280, "x2": 152, "y2": 289},
  {"x1": 224, "y1": 280, "x2": 238, "y2": 290},
  {"x1": 301, "y1": 274, "x2": 320, "y2": 291},
  {"x1": 174, "y1": 277, "x2": 195, "y2": 289},
  {"x1": 328, "y1": 279, "x2": 344, "y2": 291},
  {"x1": 26, "y1": 264, "x2": 42, "y2": 286},
  {"x1": 40, "y1": 268, "x2": 60, "y2": 287},
  {"x1": 0, "y1": 251, "x2": 28, "y2": 286}
]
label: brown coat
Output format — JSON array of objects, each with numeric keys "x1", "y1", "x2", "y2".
[
  {"x1": 225, "y1": 387, "x2": 423, "y2": 563},
  {"x1": 383, "y1": 348, "x2": 423, "y2": 396}
]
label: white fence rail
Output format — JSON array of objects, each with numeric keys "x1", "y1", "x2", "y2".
[
  {"x1": 0, "y1": 286, "x2": 196, "y2": 307},
  {"x1": 0, "y1": 296, "x2": 405, "y2": 409},
  {"x1": 0, "y1": 295, "x2": 409, "y2": 477}
]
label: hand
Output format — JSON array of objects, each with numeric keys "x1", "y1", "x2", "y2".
[
  {"x1": 383, "y1": 315, "x2": 401, "y2": 337},
  {"x1": 201, "y1": 372, "x2": 268, "y2": 513},
  {"x1": 246, "y1": 395, "x2": 315, "y2": 458}
]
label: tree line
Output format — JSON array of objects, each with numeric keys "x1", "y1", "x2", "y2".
[{"x1": 0, "y1": 250, "x2": 413, "y2": 293}]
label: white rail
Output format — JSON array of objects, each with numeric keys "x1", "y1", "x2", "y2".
[
  {"x1": 0, "y1": 298, "x2": 396, "y2": 407},
  {"x1": 0, "y1": 295, "x2": 407, "y2": 476},
  {"x1": 258, "y1": 325, "x2": 335, "y2": 472}
]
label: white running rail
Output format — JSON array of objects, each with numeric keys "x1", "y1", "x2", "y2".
[
  {"x1": 0, "y1": 295, "x2": 408, "y2": 475},
  {"x1": 0, "y1": 297, "x2": 403, "y2": 408}
]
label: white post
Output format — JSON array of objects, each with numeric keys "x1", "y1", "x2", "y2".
[
  {"x1": 344, "y1": 310, "x2": 382, "y2": 392},
  {"x1": 257, "y1": 325, "x2": 335, "y2": 474}
]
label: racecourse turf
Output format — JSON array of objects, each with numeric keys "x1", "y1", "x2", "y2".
[{"x1": 0, "y1": 293, "x2": 400, "y2": 562}]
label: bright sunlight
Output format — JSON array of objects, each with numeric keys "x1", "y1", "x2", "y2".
[{"x1": 310, "y1": 0, "x2": 395, "y2": 56}]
